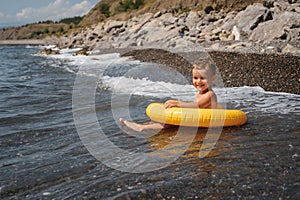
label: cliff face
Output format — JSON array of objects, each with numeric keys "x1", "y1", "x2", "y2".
[{"x1": 80, "y1": 0, "x2": 263, "y2": 26}]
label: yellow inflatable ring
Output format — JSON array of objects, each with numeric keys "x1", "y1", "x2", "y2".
[{"x1": 146, "y1": 103, "x2": 247, "y2": 128}]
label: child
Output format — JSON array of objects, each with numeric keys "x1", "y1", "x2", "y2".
[{"x1": 119, "y1": 59, "x2": 218, "y2": 132}]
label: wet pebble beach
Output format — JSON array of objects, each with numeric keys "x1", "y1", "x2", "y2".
[{"x1": 122, "y1": 48, "x2": 300, "y2": 95}]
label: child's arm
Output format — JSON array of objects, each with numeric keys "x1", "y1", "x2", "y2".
[
  {"x1": 163, "y1": 100, "x2": 199, "y2": 108},
  {"x1": 164, "y1": 91, "x2": 217, "y2": 109}
]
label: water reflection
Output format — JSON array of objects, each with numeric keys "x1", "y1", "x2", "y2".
[{"x1": 147, "y1": 126, "x2": 240, "y2": 155}]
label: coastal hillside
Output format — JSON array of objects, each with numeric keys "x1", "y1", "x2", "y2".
[
  {"x1": 56, "y1": 0, "x2": 299, "y2": 55},
  {"x1": 80, "y1": 0, "x2": 263, "y2": 26},
  {"x1": 1, "y1": 0, "x2": 299, "y2": 56},
  {"x1": 0, "y1": 0, "x2": 262, "y2": 40},
  {"x1": 0, "y1": 16, "x2": 84, "y2": 40},
  {"x1": 0, "y1": 23, "x2": 70, "y2": 40}
]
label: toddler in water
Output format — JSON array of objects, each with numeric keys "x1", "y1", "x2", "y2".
[{"x1": 119, "y1": 59, "x2": 218, "y2": 132}]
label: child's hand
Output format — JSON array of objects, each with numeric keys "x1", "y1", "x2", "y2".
[{"x1": 164, "y1": 100, "x2": 180, "y2": 109}]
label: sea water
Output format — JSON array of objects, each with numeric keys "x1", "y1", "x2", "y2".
[{"x1": 0, "y1": 46, "x2": 299, "y2": 199}]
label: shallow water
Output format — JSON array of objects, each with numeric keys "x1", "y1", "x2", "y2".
[{"x1": 0, "y1": 46, "x2": 299, "y2": 199}]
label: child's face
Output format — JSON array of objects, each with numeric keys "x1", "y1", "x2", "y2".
[{"x1": 192, "y1": 67, "x2": 215, "y2": 93}]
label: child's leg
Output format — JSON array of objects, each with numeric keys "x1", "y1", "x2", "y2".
[{"x1": 119, "y1": 118, "x2": 164, "y2": 132}]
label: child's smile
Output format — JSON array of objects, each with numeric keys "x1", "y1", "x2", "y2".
[{"x1": 192, "y1": 68, "x2": 214, "y2": 93}]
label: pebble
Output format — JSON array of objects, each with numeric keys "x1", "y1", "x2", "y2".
[{"x1": 121, "y1": 49, "x2": 300, "y2": 94}]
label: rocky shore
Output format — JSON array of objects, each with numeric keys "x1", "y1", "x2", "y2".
[
  {"x1": 36, "y1": 0, "x2": 300, "y2": 94},
  {"x1": 55, "y1": 0, "x2": 300, "y2": 55}
]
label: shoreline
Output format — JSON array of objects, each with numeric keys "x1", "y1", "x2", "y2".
[
  {"x1": 121, "y1": 48, "x2": 300, "y2": 95},
  {"x1": 1, "y1": 42, "x2": 299, "y2": 94},
  {"x1": 0, "y1": 39, "x2": 47, "y2": 46}
]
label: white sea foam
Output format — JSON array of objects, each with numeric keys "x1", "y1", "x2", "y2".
[
  {"x1": 102, "y1": 75, "x2": 196, "y2": 101},
  {"x1": 101, "y1": 74, "x2": 300, "y2": 115},
  {"x1": 47, "y1": 49, "x2": 300, "y2": 115}
]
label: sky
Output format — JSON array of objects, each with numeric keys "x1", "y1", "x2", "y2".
[{"x1": 0, "y1": 0, "x2": 100, "y2": 28}]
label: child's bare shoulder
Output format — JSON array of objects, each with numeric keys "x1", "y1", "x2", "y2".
[{"x1": 196, "y1": 89, "x2": 217, "y2": 107}]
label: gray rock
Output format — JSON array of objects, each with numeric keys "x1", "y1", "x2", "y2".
[
  {"x1": 127, "y1": 13, "x2": 154, "y2": 34},
  {"x1": 104, "y1": 20, "x2": 126, "y2": 33},
  {"x1": 220, "y1": 4, "x2": 273, "y2": 41},
  {"x1": 263, "y1": 0, "x2": 275, "y2": 8},
  {"x1": 250, "y1": 11, "x2": 300, "y2": 43},
  {"x1": 153, "y1": 11, "x2": 162, "y2": 18},
  {"x1": 227, "y1": 42, "x2": 248, "y2": 50},
  {"x1": 120, "y1": 41, "x2": 137, "y2": 48},
  {"x1": 170, "y1": 37, "x2": 195, "y2": 49},
  {"x1": 73, "y1": 48, "x2": 89, "y2": 56},
  {"x1": 94, "y1": 40, "x2": 114, "y2": 49},
  {"x1": 210, "y1": 43, "x2": 221, "y2": 50},
  {"x1": 144, "y1": 26, "x2": 182, "y2": 43},
  {"x1": 134, "y1": 13, "x2": 154, "y2": 25},
  {"x1": 188, "y1": 29, "x2": 200, "y2": 38},
  {"x1": 282, "y1": 43, "x2": 300, "y2": 54},
  {"x1": 185, "y1": 11, "x2": 200, "y2": 30},
  {"x1": 221, "y1": 11, "x2": 238, "y2": 26},
  {"x1": 271, "y1": 0, "x2": 294, "y2": 13},
  {"x1": 87, "y1": 32, "x2": 99, "y2": 41},
  {"x1": 38, "y1": 48, "x2": 60, "y2": 55},
  {"x1": 236, "y1": 4, "x2": 272, "y2": 32},
  {"x1": 159, "y1": 13, "x2": 178, "y2": 26},
  {"x1": 288, "y1": 0, "x2": 298, "y2": 3}
]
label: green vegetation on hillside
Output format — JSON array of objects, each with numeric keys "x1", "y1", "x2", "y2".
[
  {"x1": 59, "y1": 16, "x2": 84, "y2": 25},
  {"x1": 28, "y1": 26, "x2": 67, "y2": 39},
  {"x1": 116, "y1": 0, "x2": 144, "y2": 12},
  {"x1": 0, "y1": 15, "x2": 86, "y2": 40},
  {"x1": 26, "y1": 16, "x2": 84, "y2": 27},
  {"x1": 98, "y1": 0, "x2": 145, "y2": 19},
  {"x1": 100, "y1": 3, "x2": 111, "y2": 18}
]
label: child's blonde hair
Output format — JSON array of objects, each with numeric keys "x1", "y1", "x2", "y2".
[{"x1": 193, "y1": 59, "x2": 216, "y2": 76}]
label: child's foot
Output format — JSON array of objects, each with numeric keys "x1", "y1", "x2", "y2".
[{"x1": 119, "y1": 118, "x2": 143, "y2": 132}]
